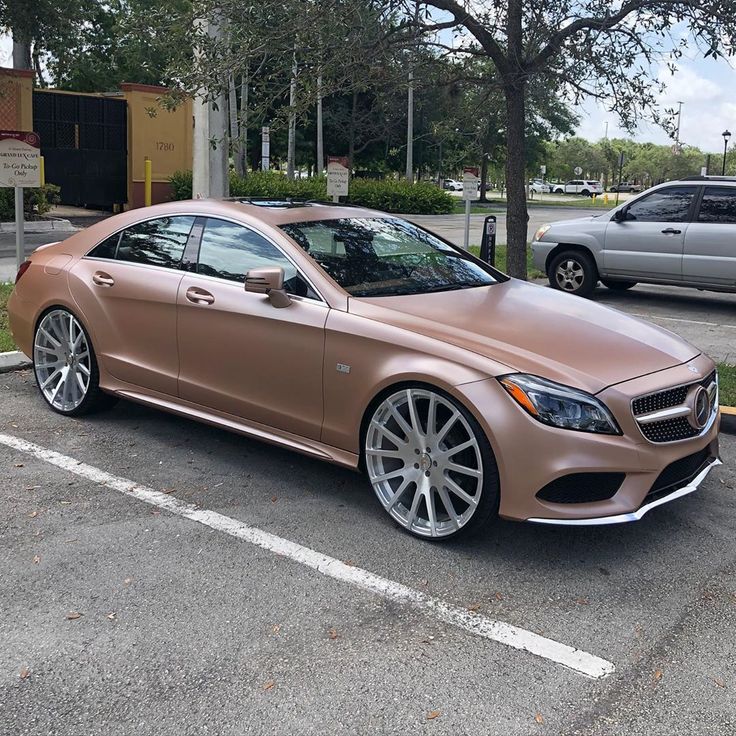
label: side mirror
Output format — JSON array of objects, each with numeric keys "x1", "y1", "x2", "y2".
[
  {"x1": 245, "y1": 267, "x2": 291, "y2": 308},
  {"x1": 613, "y1": 207, "x2": 628, "y2": 223}
]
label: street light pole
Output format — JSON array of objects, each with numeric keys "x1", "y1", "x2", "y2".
[{"x1": 722, "y1": 130, "x2": 731, "y2": 176}]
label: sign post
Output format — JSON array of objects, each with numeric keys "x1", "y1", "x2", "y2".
[
  {"x1": 462, "y1": 166, "x2": 479, "y2": 250},
  {"x1": 326, "y1": 156, "x2": 349, "y2": 203},
  {"x1": 0, "y1": 131, "x2": 42, "y2": 273}
]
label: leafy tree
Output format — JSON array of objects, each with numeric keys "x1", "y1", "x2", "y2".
[{"x1": 399, "y1": 0, "x2": 736, "y2": 278}]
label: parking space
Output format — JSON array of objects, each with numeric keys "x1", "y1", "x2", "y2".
[{"x1": 2, "y1": 369, "x2": 735, "y2": 734}]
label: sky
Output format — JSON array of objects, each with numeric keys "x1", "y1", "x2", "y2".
[{"x1": 574, "y1": 56, "x2": 736, "y2": 154}]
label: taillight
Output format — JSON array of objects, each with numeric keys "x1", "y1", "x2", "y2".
[{"x1": 15, "y1": 261, "x2": 31, "y2": 283}]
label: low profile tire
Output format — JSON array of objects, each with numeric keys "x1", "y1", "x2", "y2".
[
  {"x1": 581, "y1": 189, "x2": 591, "y2": 197},
  {"x1": 548, "y1": 249, "x2": 598, "y2": 297},
  {"x1": 364, "y1": 386, "x2": 499, "y2": 541},
  {"x1": 33, "y1": 308, "x2": 117, "y2": 416},
  {"x1": 602, "y1": 279, "x2": 637, "y2": 291}
]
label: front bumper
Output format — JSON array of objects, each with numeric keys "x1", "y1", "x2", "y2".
[
  {"x1": 455, "y1": 354, "x2": 722, "y2": 525},
  {"x1": 528, "y1": 456, "x2": 721, "y2": 526},
  {"x1": 531, "y1": 240, "x2": 557, "y2": 274}
]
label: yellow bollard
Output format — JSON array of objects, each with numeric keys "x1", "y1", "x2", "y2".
[
  {"x1": 40, "y1": 155, "x2": 45, "y2": 187},
  {"x1": 144, "y1": 157, "x2": 152, "y2": 207},
  {"x1": 603, "y1": 192, "x2": 609, "y2": 205}
]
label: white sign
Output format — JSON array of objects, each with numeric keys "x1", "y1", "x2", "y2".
[
  {"x1": 540, "y1": 165, "x2": 546, "y2": 174},
  {"x1": 0, "y1": 131, "x2": 41, "y2": 187},
  {"x1": 327, "y1": 157, "x2": 349, "y2": 197},
  {"x1": 462, "y1": 167, "x2": 479, "y2": 201},
  {"x1": 261, "y1": 126, "x2": 270, "y2": 171},
  {"x1": 574, "y1": 166, "x2": 583, "y2": 176}
]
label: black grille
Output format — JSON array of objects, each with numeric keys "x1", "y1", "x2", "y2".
[
  {"x1": 536, "y1": 473, "x2": 625, "y2": 504},
  {"x1": 632, "y1": 386, "x2": 688, "y2": 416},
  {"x1": 633, "y1": 371, "x2": 716, "y2": 443},
  {"x1": 646, "y1": 448, "x2": 713, "y2": 502},
  {"x1": 639, "y1": 417, "x2": 700, "y2": 443}
]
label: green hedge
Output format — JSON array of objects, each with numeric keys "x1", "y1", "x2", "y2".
[
  {"x1": 0, "y1": 184, "x2": 61, "y2": 221},
  {"x1": 168, "y1": 170, "x2": 454, "y2": 215}
]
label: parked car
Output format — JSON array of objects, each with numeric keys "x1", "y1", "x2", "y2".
[
  {"x1": 532, "y1": 175, "x2": 736, "y2": 297},
  {"x1": 552, "y1": 179, "x2": 604, "y2": 197},
  {"x1": 529, "y1": 179, "x2": 552, "y2": 194},
  {"x1": 609, "y1": 182, "x2": 643, "y2": 193},
  {"x1": 443, "y1": 179, "x2": 463, "y2": 191},
  {"x1": 8, "y1": 199, "x2": 720, "y2": 540}
]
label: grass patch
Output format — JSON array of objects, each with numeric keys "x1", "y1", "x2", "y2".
[
  {"x1": 718, "y1": 363, "x2": 736, "y2": 407},
  {"x1": 0, "y1": 282, "x2": 16, "y2": 351},
  {"x1": 453, "y1": 196, "x2": 615, "y2": 214},
  {"x1": 467, "y1": 244, "x2": 544, "y2": 279}
]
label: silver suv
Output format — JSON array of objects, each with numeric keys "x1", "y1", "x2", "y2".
[{"x1": 532, "y1": 176, "x2": 736, "y2": 297}]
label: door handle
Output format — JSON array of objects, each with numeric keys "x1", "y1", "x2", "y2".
[
  {"x1": 92, "y1": 271, "x2": 114, "y2": 287},
  {"x1": 661, "y1": 228, "x2": 682, "y2": 235},
  {"x1": 185, "y1": 286, "x2": 215, "y2": 305}
]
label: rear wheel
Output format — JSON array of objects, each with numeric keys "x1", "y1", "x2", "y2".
[
  {"x1": 33, "y1": 308, "x2": 117, "y2": 416},
  {"x1": 548, "y1": 249, "x2": 598, "y2": 297},
  {"x1": 365, "y1": 387, "x2": 499, "y2": 541},
  {"x1": 602, "y1": 279, "x2": 637, "y2": 291}
]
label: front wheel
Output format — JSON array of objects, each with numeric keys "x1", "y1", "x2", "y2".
[
  {"x1": 365, "y1": 387, "x2": 499, "y2": 541},
  {"x1": 548, "y1": 249, "x2": 598, "y2": 297},
  {"x1": 33, "y1": 308, "x2": 117, "y2": 416}
]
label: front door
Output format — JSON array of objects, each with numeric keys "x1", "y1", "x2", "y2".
[
  {"x1": 683, "y1": 186, "x2": 736, "y2": 287},
  {"x1": 69, "y1": 214, "x2": 196, "y2": 395},
  {"x1": 176, "y1": 217, "x2": 327, "y2": 441},
  {"x1": 603, "y1": 185, "x2": 697, "y2": 279}
]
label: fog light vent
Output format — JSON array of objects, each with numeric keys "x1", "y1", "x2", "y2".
[{"x1": 536, "y1": 473, "x2": 625, "y2": 504}]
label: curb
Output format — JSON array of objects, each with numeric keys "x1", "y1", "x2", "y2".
[
  {"x1": 0, "y1": 351, "x2": 31, "y2": 373},
  {"x1": 0, "y1": 218, "x2": 79, "y2": 234}
]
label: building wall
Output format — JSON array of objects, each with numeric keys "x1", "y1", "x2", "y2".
[
  {"x1": 0, "y1": 68, "x2": 34, "y2": 132},
  {"x1": 120, "y1": 83, "x2": 193, "y2": 209}
]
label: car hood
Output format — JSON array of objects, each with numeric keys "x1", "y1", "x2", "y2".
[{"x1": 349, "y1": 279, "x2": 699, "y2": 394}]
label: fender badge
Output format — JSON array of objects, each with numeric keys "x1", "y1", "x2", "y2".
[{"x1": 336, "y1": 363, "x2": 351, "y2": 374}]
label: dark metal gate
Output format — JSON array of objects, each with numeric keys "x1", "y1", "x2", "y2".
[{"x1": 32, "y1": 91, "x2": 127, "y2": 209}]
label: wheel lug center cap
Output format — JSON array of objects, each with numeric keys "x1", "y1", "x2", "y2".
[{"x1": 419, "y1": 453, "x2": 432, "y2": 472}]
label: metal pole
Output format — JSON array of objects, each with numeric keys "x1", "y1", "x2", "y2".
[
  {"x1": 316, "y1": 76, "x2": 324, "y2": 176},
  {"x1": 15, "y1": 187, "x2": 24, "y2": 273},
  {"x1": 405, "y1": 70, "x2": 413, "y2": 181},
  {"x1": 723, "y1": 138, "x2": 728, "y2": 176},
  {"x1": 144, "y1": 157, "x2": 152, "y2": 206},
  {"x1": 287, "y1": 49, "x2": 297, "y2": 180},
  {"x1": 463, "y1": 197, "x2": 471, "y2": 250},
  {"x1": 675, "y1": 101, "x2": 683, "y2": 144}
]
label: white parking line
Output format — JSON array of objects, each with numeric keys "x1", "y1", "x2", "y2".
[
  {"x1": 630, "y1": 313, "x2": 736, "y2": 330},
  {"x1": 0, "y1": 432, "x2": 615, "y2": 680}
]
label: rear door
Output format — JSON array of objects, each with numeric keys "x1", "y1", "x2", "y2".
[
  {"x1": 603, "y1": 185, "x2": 697, "y2": 279},
  {"x1": 69, "y1": 215, "x2": 196, "y2": 395},
  {"x1": 682, "y1": 186, "x2": 736, "y2": 287}
]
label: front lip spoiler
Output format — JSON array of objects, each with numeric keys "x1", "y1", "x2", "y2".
[{"x1": 527, "y1": 457, "x2": 722, "y2": 527}]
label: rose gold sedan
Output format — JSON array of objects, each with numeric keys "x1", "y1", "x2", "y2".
[{"x1": 8, "y1": 200, "x2": 721, "y2": 540}]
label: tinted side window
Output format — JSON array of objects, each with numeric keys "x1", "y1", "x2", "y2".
[
  {"x1": 88, "y1": 233, "x2": 120, "y2": 259},
  {"x1": 626, "y1": 187, "x2": 695, "y2": 223},
  {"x1": 697, "y1": 187, "x2": 736, "y2": 224},
  {"x1": 116, "y1": 216, "x2": 195, "y2": 268},
  {"x1": 198, "y1": 218, "x2": 315, "y2": 298}
]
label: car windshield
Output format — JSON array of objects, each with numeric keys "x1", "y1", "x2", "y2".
[{"x1": 280, "y1": 217, "x2": 502, "y2": 297}]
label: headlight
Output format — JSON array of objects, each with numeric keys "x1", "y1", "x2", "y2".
[
  {"x1": 498, "y1": 374, "x2": 621, "y2": 435},
  {"x1": 534, "y1": 224, "x2": 551, "y2": 241}
]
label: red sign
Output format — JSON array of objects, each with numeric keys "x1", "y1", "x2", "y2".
[
  {"x1": 463, "y1": 166, "x2": 480, "y2": 177},
  {"x1": 327, "y1": 155, "x2": 349, "y2": 168},
  {"x1": 0, "y1": 130, "x2": 40, "y2": 148}
]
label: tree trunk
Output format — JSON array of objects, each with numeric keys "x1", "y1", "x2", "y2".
[
  {"x1": 479, "y1": 151, "x2": 489, "y2": 203},
  {"x1": 239, "y1": 72, "x2": 248, "y2": 177},
  {"x1": 12, "y1": 37, "x2": 32, "y2": 70},
  {"x1": 287, "y1": 51, "x2": 297, "y2": 180},
  {"x1": 503, "y1": 80, "x2": 528, "y2": 279}
]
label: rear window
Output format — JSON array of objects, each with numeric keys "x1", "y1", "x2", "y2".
[{"x1": 697, "y1": 187, "x2": 736, "y2": 224}]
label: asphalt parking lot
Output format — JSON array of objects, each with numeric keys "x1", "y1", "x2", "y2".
[{"x1": 1, "y1": 369, "x2": 735, "y2": 735}]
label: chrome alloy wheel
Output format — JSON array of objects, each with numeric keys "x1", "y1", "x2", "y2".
[
  {"x1": 366, "y1": 388, "x2": 484, "y2": 538},
  {"x1": 34, "y1": 309, "x2": 92, "y2": 412},
  {"x1": 555, "y1": 258, "x2": 585, "y2": 292}
]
